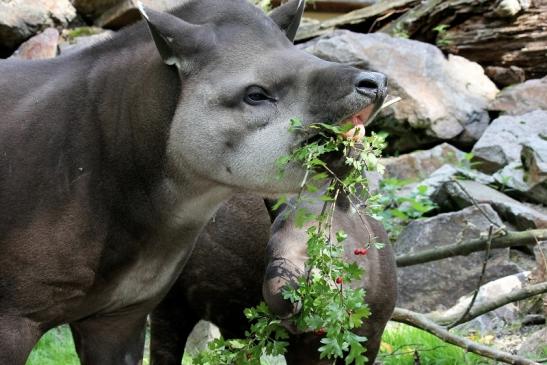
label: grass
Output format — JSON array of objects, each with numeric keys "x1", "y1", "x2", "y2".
[
  {"x1": 378, "y1": 323, "x2": 494, "y2": 365},
  {"x1": 26, "y1": 326, "x2": 78, "y2": 365},
  {"x1": 28, "y1": 323, "x2": 508, "y2": 365}
]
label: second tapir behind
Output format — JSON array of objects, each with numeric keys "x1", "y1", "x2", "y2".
[{"x1": 150, "y1": 193, "x2": 398, "y2": 364}]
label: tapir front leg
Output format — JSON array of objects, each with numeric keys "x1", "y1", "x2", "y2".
[
  {"x1": 0, "y1": 316, "x2": 42, "y2": 365},
  {"x1": 70, "y1": 312, "x2": 147, "y2": 365}
]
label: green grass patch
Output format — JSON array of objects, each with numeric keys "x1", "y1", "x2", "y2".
[
  {"x1": 28, "y1": 323, "x2": 507, "y2": 365},
  {"x1": 27, "y1": 326, "x2": 78, "y2": 365},
  {"x1": 378, "y1": 323, "x2": 494, "y2": 365}
]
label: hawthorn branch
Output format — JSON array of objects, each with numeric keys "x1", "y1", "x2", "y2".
[
  {"x1": 396, "y1": 229, "x2": 547, "y2": 267},
  {"x1": 427, "y1": 281, "x2": 547, "y2": 326},
  {"x1": 392, "y1": 308, "x2": 541, "y2": 365}
]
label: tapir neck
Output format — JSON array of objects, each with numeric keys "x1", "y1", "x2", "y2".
[{"x1": 76, "y1": 28, "x2": 233, "y2": 233}]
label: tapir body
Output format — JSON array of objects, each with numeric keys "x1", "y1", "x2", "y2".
[
  {"x1": 0, "y1": 0, "x2": 386, "y2": 363},
  {"x1": 150, "y1": 194, "x2": 397, "y2": 364}
]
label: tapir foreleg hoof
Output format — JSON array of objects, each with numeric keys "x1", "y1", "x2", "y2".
[
  {"x1": 70, "y1": 313, "x2": 147, "y2": 365},
  {"x1": 0, "y1": 316, "x2": 42, "y2": 365}
]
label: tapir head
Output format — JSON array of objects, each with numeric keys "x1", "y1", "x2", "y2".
[{"x1": 139, "y1": 0, "x2": 387, "y2": 194}]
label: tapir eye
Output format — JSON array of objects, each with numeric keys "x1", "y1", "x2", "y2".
[{"x1": 244, "y1": 86, "x2": 274, "y2": 105}]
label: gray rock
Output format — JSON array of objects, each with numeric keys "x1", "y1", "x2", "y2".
[
  {"x1": 493, "y1": 0, "x2": 528, "y2": 17},
  {"x1": 518, "y1": 327, "x2": 547, "y2": 360},
  {"x1": 0, "y1": 0, "x2": 76, "y2": 50},
  {"x1": 494, "y1": 162, "x2": 547, "y2": 205},
  {"x1": 489, "y1": 76, "x2": 547, "y2": 115},
  {"x1": 396, "y1": 205, "x2": 521, "y2": 311},
  {"x1": 485, "y1": 65, "x2": 526, "y2": 87},
  {"x1": 95, "y1": 0, "x2": 183, "y2": 29},
  {"x1": 472, "y1": 110, "x2": 547, "y2": 173},
  {"x1": 9, "y1": 28, "x2": 59, "y2": 60},
  {"x1": 70, "y1": 0, "x2": 124, "y2": 19},
  {"x1": 184, "y1": 320, "x2": 221, "y2": 355},
  {"x1": 398, "y1": 164, "x2": 494, "y2": 204},
  {"x1": 439, "y1": 180, "x2": 547, "y2": 230},
  {"x1": 381, "y1": 143, "x2": 464, "y2": 181},
  {"x1": 301, "y1": 31, "x2": 498, "y2": 151},
  {"x1": 522, "y1": 134, "x2": 547, "y2": 186},
  {"x1": 429, "y1": 272, "x2": 532, "y2": 333}
]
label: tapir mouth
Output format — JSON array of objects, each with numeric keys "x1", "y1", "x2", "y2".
[{"x1": 297, "y1": 101, "x2": 381, "y2": 148}]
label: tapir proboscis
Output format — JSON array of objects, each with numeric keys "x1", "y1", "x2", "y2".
[{"x1": 0, "y1": 0, "x2": 387, "y2": 363}]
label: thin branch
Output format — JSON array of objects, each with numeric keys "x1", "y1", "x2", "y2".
[
  {"x1": 427, "y1": 281, "x2": 547, "y2": 326},
  {"x1": 448, "y1": 225, "x2": 493, "y2": 329},
  {"x1": 392, "y1": 308, "x2": 541, "y2": 365},
  {"x1": 450, "y1": 178, "x2": 504, "y2": 229},
  {"x1": 396, "y1": 229, "x2": 547, "y2": 267}
]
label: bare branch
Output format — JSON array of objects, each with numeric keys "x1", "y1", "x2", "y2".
[
  {"x1": 396, "y1": 229, "x2": 547, "y2": 267},
  {"x1": 427, "y1": 281, "x2": 547, "y2": 326},
  {"x1": 447, "y1": 225, "x2": 494, "y2": 329},
  {"x1": 392, "y1": 308, "x2": 541, "y2": 365}
]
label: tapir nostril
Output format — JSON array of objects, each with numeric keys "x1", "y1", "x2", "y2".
[
  {"x1": 356, "y1": 78, "x2": 379, "y2": 91},
  {"x1": 355, "y1": 71, "x2": 387, "y2": 99}
]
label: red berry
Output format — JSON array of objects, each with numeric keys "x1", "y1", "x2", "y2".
[
  {"x1": 360, "y1": 248, "x2": 369, "y2": 256},
  {"x1": 315, "y1": 328, "x2": 326, "y2": 336},
  {"x1": 354, "y1": 248, "x2": 361, "y2": 255},
  {"x1": 336, "y1": 277, "x2": 343, "y2": 284}
]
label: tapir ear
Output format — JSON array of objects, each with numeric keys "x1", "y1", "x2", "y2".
[
  {"x1": 269, "y1": 0, "x2": 305, "y2": 42},
  {"x1": 137, "y1": 2, "x2": 213, "y2": 72}
]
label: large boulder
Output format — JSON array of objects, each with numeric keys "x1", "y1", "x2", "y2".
[
  {"x1": 518, "y1": 327, "x2": 547, "y2": 361},
  {"x1": 438, "y1": 180, "x2": 547, "y2": 230},
  {"x1": 9, "y1": 28, "x2": 59, "y2": 60},
  {"x1": 381, "y1": 143, "x2": 464, "y2": 181},
  {"x1": 0, "y1": 0, "x2": 76, "y2": 52},
  {"x1": 94, "y1": 0, "x2": 183, "y2": 29},
  {"x1": 472, "y1": 110, "x2": 547, "y2": 173},
  {"x1": 301, "y1": 31, "x2": 499, "y2": 152},
  {"x1": 493, "y1": 161, "x2": 547, "y2": 205},
  {"x1": 70, "y1": 0, "x2": 123, "y2": 19},
  {"x1": 489, "y1": 76, "x2": 547, "y2": 115},
  {"x1": 428, "y1": 272, "x2": 533, "y2": 333},
  {"x1": 395, "y1": 205, "x2": 521, "y2": 311}
]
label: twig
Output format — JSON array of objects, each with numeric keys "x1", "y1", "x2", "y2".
[
  {"x1": 392, "y1": 308, "x2": 541, "y2": 365},
  {"x1": 448, "y1": 225, "x2": 493, "y2": 329},
  {"x1": 427, "y1": 281, "x2": 547, "y2": 326},
  {"x1": 396, "y1": 229, "x2": 547, "y2": 267},
  {"x1": 450, "y1": 178, "x2": 504, "y2": 229}
]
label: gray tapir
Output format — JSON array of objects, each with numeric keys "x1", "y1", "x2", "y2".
[
  {"x1": 150, "y1": 193, "x2": 397, "y2": 364},
  {"x1": 0, "y1": 0, "x2": 387, "y2": 363}
]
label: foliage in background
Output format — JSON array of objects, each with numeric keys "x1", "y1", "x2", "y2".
[
  {"x1": 372, "y1": 179, "x2": 436, "y2": 242},
  {"x1": 251, "y1": 0, "x2": 271, "y2": 12}
]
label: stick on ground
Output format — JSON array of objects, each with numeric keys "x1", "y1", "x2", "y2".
[{"x1": 392, "y1": 308, "x2": 541, "y2": 365}]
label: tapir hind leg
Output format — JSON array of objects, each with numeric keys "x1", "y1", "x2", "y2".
[
  {"x1": 149, "y1": 287, "x2": 199, "y2": 365},
  {"x1": 0, "y1": 316, "x2": 42, "y2": 365},
  {"x1": 70, "y1": 312, "x2": 147, "y2": 365}
]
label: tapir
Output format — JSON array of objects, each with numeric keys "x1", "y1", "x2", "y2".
[
  {"x1": 150, "y1": 193, "x2": 397, "y2": 364},
  {"x1": 0, "y1": 0, "x2": 387, "y2": 363}
]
